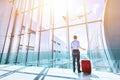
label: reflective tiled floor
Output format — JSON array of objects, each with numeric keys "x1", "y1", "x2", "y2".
[{"x1": 0, "y1": 65, "x2": 120, "y2": 80}]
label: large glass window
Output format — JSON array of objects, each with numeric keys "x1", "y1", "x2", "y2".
[
  {"x1": 2, "y1": 0, "x2": 119, "y2": 74},
  {"x1": 68, "y1": 0, "x2": 85, "y2": 25},
  {"x1": 41, "y1": 1, "x2": 50, "y2": 30},
  {"x1": 53, "y1": 28, "x2": 69, "y2": 68},
  {"x1": 54, "y1": 0, "x2": 67, "y2": 28},
  {"x1": 86, "y1": 0, "x2": 104, "y2": 21},
  {"x1": 88, "y1": 22, "x2": 111, "y2": 71},
  {"x1": 39, "y1": 31, "x2": 51, "y2": 67}
]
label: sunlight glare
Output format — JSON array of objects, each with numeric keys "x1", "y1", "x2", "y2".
[{"x1": 53, "y1": 0, "x2": 66, "y2": 16}]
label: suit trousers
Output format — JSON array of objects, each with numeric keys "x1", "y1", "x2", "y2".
[{"x1": 72, "y1": 49, "x2": 80, "y2": 72}]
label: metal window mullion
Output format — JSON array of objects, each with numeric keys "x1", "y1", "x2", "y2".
[
  {"x1": 5, "y1": 0, "x2": 21, "y2": 64},
  {"x1": 37, "y1": 0, "x2": 44, "y2": 67},
  {"x1": 15, "y1": 0, "x2": 27, "y2": 64},
  {"x1": 25, "y1": 0, "x2": 34, "y2": 66},
  {"x1": 38, "y1": 20, "x2": 102, "y2": 33},
  {"x1": 83, "y1": 0, "x2": 90, "y2": 55},
  {"x1": 66, "y1": 0, "x2": 70, "y2": 68},
  {"x1": 50, "y1": 0, "x2": 55, "y2": 67}
]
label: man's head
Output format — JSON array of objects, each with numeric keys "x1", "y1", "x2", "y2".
[{"x1": 73, "y1": 35, "x2": 77, "y2": 40}]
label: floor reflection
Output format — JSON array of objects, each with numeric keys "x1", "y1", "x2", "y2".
[
  {"x1": 76, "y1": 72, "x2": 99, "y2": 80},
  {"x1": 0, "y1": 65, "x2": 120, "y2": 80}
]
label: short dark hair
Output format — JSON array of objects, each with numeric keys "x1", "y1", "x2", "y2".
[{"x1": 73, "y1": 35, "x2": 77, "y2": 39}]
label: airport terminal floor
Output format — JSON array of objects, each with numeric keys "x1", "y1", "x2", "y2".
[{"x1": 0, "y1": 65, "x2": 120, "y2": 80}]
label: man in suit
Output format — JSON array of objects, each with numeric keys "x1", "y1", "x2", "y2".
[{"x1": 71, "y1": 35, "x2": 85, "y2": 73}]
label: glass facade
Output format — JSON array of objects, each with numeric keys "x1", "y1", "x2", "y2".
[{"x1": 0, "y1": 0, "x2": 120, "y2": 74}]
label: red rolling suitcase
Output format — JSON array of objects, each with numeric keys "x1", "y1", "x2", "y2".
[{"x1": 81, "y1": 60, "x2": 91, "y2": 73}]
